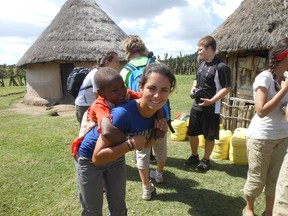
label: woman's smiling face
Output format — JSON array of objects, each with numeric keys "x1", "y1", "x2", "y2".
[{"x1": 140, "y1": 72, "x2": 171, "y2": 112}]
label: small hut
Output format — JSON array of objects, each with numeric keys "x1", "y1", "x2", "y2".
[
  {"x1": 212, "y1": 0, "x2": 288, "y2": 131},
  {"x1": 17, "y1": 0, "x2": 128, "y2": 105}
]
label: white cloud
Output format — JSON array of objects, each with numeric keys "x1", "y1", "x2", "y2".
[
  {"x1": 211, "y1": 0, "x2": 243, "y2": 19},
  {"x1": 0, "y1": 0, "x2": 60, "y2": 27},
  {"x1": 0, "y1": 0, "x2": 244, "y2": 65},
  {"x1": 0, "y1": 37, "x2": 34, "y2": 65},
  {"x1": 118, "y1": 19, "x2": 147, "y2": 31}
]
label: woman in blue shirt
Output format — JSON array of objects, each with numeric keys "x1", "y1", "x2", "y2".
[{"x1": 76, "y1": 63, "x2": 176, "y2": 216}]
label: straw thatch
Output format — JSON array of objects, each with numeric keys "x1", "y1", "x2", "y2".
[
  {"x1": 17, "y1": 0, "x2": 127, "y2": 67},
  {"x1": 212, "y1": 0, "x2": 288, "y2": 54}
]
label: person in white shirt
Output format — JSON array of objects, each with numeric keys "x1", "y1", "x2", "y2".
[
  {"x1": 75, "y1": 51, "x2": 120, "y2": 123},
  {"x1": 243, "y1": 37, "x2": 288, "y2": 216}
]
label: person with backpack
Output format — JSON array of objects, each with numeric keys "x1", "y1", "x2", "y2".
[
  {"x1": 120, "y1": 35, "x2": 171, "y2": 200},
  {"x1": 185, "y1": 35, "x2": 231, "y2": 172},
  {"x1": 75, "y1": 51, "x2": 120, "y2": 123}
]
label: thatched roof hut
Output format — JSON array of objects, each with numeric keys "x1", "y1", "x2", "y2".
[
  {"x1": 17, "y1": 0, "x2": 128, "y2": 105},
  {"x1": 211, "y1": 0, "x2": 287, "y2": 131},
  {"x1": 213, "y1": 0, "x2": 287, "y2": 54}
]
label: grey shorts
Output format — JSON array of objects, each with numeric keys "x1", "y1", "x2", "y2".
[{"x1": 136, "y1": 134, "x2": 167, "y2": 169}]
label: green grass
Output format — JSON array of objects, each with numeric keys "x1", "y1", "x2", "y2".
[{"x1": 0, "y1": 75, "x2": 265, "y2": 216}]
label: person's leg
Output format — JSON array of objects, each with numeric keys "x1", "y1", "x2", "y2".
[
  {"x1": 243, "y1": 195, "x2": 256, "y2": 216},
  {"x1": 273, "y1": 152, "x2": 288, "y2": 216},
  {"x1": 137, "y1": 147, "x2": 155, "y2": 200},
  {"x1": 196, "y1": 113, "x2": 219, "y2": 171},
  {"x1": 150, "y1": 135, "x2": 167, "y2": 183},
  {"x1": 185, "y1": 108, "x2": 201, "y2": 166},
  {"x1": 265, "y1": 196, "x2": 274, "y2": 216},
  {"x1": 265, "y1": 138, "x2": 288, "y2": 216},
  {"x1": 76, "y1": 105, "x2": 90, "y2": 124},
  {"x1": 75, "y1": 156, "x2": 104, "y2": 216},
  {"x1": 203, "y1": 139, "x2": 214, "y2": 160},
  {"x1": 243, "y1": 138, "x2": 274, "y2": 216},
  {"x1": 150, "y1": 147, "x2": 156, "y2": 163},
  {"x1": 190, "y1": 135, "x2": 199, "y2": 156},
  {"x1": 105, "y1": 157, "x2": 127, "y2": 216}
]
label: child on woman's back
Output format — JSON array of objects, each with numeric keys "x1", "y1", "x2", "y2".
[{"x1": 72, "y1": 67, "x2": 165, "y2": 157}]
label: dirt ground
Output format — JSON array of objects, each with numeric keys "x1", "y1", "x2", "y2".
[{"x1": 9, "y1": 101, "x2": 76, "y2": 117}]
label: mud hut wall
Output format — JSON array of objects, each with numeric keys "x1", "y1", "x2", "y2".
[
  {"x1": 25, "y1": 63, "x2": 62, "y2": 101},
  {"x1": 235, "y1": 56, "x2": 267, "y2": 100}
]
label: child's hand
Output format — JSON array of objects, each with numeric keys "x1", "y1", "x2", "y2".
[
  {"x1": 152, "y1": 128, "x2": 165, "y2": 139},
  {"x1": 155, "y1": 118, "x2": 168, "y2": 132},
  {"x1": 130, "y1": 135, "x2": 146, "y2": 151},
  {"x1": 153, "y1": 118, "x2": 168, "y2": 139}
]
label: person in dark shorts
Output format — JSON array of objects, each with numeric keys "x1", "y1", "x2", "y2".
[{"x1": 185, "y1": 35, "x2": 231, "y2": 172}]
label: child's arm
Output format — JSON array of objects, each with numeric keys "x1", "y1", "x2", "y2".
[
  {"x1": 127, "y1": 89, "x2": 142, "y2": 99},
  {"x1": 90, "y1": 97, "x2": 126, "y2": 144},
  {"x1": 92, "y1": 134, "x2": 146, "y2": 166},
  {"x1": 100, "y1": 117, "x2": 126, "y2": 145}
]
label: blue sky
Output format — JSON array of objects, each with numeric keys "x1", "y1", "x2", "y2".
[{"x1": 0, "y1": 0, "x2": 243, "y2": 65}]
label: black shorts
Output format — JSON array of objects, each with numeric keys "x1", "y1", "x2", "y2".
[{"x1": 187, "y1": 108, "x2": 220, "y2": 140}]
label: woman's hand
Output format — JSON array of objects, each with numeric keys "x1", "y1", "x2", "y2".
[{"x1": 281, "y1": 77, "x2": 288, "y2": 91}]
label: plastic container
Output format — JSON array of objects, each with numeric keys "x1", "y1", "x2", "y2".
[
  {"x1": 229, "y1": 128, "x2": 248, "y2": 165},
  {"x1": 171, "y1": 119, "x2": 188, "y2": 141},
  {"x1": 211, "y1": 129, "x2": 232, "y2": 160}
]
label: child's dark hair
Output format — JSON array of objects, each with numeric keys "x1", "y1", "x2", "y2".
[
  {"x1": 97, "y1": 51, "x2": 118, "y2": 67},
  {"x1": 139, "y1": 63, "x2": 176, "y2": 92},
  {"x1": 94, "y1": 67, "x2": 122, "y2": 90}
]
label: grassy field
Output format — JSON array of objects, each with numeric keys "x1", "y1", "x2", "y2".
[{"x1": 0, "y1": 75, "x2": 265, "y2": 216}]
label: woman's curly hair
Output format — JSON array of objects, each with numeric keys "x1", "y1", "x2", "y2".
[{"x1": 123, "y1": 35, "x2": 148, "y2": 60}]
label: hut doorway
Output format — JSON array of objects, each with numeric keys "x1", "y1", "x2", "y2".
[{"x1": 60, "y1": 63, "x2": 74, "y2": 103}]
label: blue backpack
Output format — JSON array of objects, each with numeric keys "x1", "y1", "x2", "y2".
[
  {"x1": 124, "y1": 57, "x2": 155, "y2": 92},
  {"x1": 124, "y1": 58, "x2": 173, "y2": 131}
]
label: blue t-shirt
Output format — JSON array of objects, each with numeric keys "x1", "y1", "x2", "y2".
[{"x1": 78, "y1": 100, "x2": 155, "y2": 159}]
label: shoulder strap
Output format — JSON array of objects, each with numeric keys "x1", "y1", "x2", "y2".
[{"x1": 124, "y1": 63, "x2": 138, "y2": 72}]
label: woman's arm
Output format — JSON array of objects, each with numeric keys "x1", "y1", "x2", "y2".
[
  {"x1": 255, "y1": 81, "x2": 288, "y2": 118},
  {"x1": 92, "y1": 135, "x2": 146, "y2": 166}
]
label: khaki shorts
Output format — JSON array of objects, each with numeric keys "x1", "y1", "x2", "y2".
[
  {"x1": 136, "y1": 134, "x2": 167, "y2": 169},
  {"x1": 243, "y1": 137, "x2": 288, "y2": 197},
  {"x1": 273, "y1": 152, "x2": 288, "y2": 216}
]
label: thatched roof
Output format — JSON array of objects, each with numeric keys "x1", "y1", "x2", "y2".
[
  {"x1": 17, "y1": 0, "x2": 128, "y2": 67},
  {"x1": 212, "y1": 0, "x2": 288, "y2": 54}
]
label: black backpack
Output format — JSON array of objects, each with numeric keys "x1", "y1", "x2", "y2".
[{"x1": 66, "y1": 67, "x2": 92, "y2": 98}]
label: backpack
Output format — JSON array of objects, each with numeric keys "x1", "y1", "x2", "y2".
[
  {"x1": 124, "y1": 57, "x2": 155, "y2": 92},
  {"x1": 124, "y1": 58, "x2": 174, "y2": 132},
  {"x1": 67, "y1": 67, "x2": 92, "y2": 98}
]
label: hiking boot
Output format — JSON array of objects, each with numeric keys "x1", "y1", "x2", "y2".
[
  {"x1": 196, "y1": 158, "x2": 211, "y2": 172},
  {"x1": 150, "y1": 153, "x2": 157, "y2": 163},
  {"x1": 184, "y1": 154, "x2": 200, "y2": 166},
  {"x1": 142, "y1": 183, "x2": 156, "y2": 200},
  {"x1": 150, "y1": 170, "x2": 164, "y2": 183}
]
